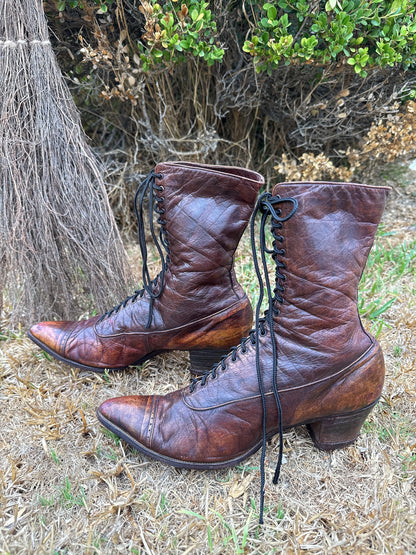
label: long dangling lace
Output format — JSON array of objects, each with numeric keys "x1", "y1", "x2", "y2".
[
  {"x1": 190, "y1": 191, "x2": 298, "y2": 524},
  {"x1": 99, "y1": 170, "x2": 168, "y2": 328}
]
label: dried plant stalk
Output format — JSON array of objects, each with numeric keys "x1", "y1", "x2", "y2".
[{"x1": 0, "y1": 0, "x2": 132, "y2": 326}]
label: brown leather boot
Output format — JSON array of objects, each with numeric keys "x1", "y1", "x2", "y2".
[
  {"x1": 96, "y1": 180, "x2": 389, "y2": 520},
  {"x1": 28, "y1": 162, "x2": 264, "y2": 372}
]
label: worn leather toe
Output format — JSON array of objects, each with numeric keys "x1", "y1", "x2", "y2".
[
  {"x1": 29, "y1": 320, "x2": 75, "y2": 356},
  {"x1": 97, "y1": 395, "x2": 152, "y2": 447}
]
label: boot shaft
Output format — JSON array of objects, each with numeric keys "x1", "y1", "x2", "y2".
[
  {"x1": 156, "y1": 161, "x2": 264, "y2": 277},
  {"x1": 269, "y1": 181, "x2": 390, "y2": 383},
  {"x1": 154, "y1": 162, "x2": 263, "y2": 309}
]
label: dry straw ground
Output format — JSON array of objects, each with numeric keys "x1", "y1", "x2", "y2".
[{"x1": 0, "y1": 167, "x2": 415, "y2": 554}]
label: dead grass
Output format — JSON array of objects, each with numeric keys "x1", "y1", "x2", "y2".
[{"x1": 0, "y1": 168, "x2": 415, "y2": 555}]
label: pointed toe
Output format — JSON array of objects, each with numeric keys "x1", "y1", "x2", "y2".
[
  {"x1": 97, "y1": 396, "x2": 152, "y2": 449},
  {"x1": 28, "y1": 320, "x2": 74, "y2": 356}
]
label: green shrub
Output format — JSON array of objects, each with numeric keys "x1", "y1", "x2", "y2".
[
  {"x1": 243, "y1": 0, "x2": 416, "y2": 76},
  {"x1": 47, "y1": 0, "x2": 416, "y2": 221},
  {"x1": 136, "y1": 1, "x2": 224, "y2": 70},
  {"x1": 56, "y1": 0, "x2": 416, "y2": 77}
]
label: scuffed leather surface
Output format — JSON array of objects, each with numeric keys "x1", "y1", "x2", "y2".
[
  {"x1": 98, "y1": 181, "x2": 390, "y2": 463},
  {"x1": 29, "y1": 162, "x2": 263, "y2": 368}
]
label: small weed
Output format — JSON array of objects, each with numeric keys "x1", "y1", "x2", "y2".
[
  {"x1": 94, "y1": 443, "x2": 118, "y2": 460},
  {"x1": 101, "y1": 427, "x2": 121, "y2": 446},
  {"x1": 358, "y1": 236, "x2": 416, "y2": 334},
  {"x1": 50, "y1": 448, "x2": 61, "y2": 465},
  {"x1": 42, "y1": 350, "x2": 53, "y2": 362},
  {"x1": 39, "y1": 495, "x2": 55, "y2": 507},
  {"x1": 362, "y1": 420, "x2": 392, "y2": 442},
  {"x1": 100, "y1": 369, "x2": 111, "y2": 383},
  {"x1": 0, "y1": 327, "x2": 24, "y2": 341},
  {"x1": 394, "y1": 345, "x2": 403, "y2": 357},
  {"x1": 216, "y1": 469, "x2": 233, "y2": 483},
  {"x1": 58, "y1": 477, "x2": 87, "y2": 509},
  {"x1": 363, "y1": 411, "x2": 413, "y2": 444},
  {"x1": 157, "y1": 492, "x2": 169, "y2": 516},
  {"x1": 214, "y1": 509, "x2": 252, "y2": 553},
  {"x1": 92, "y1": 535, "x2": 107, "y2": 550},
  {"x1": 398, "y1": 452, "x2": 416, "y2": 477},
  {"x1": 236, "y1": 464, "x2": 260, "y2": 472}
]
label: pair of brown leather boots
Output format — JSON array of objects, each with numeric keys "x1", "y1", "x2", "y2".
[{"x1": 29, "y1": 162, "x2": 390, "y2": 521}]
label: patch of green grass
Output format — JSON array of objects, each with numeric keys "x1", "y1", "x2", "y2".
[
  {"x1": 276, "y1": 501, "x2": 285, "y2": 520},
  {"x1": 213, "y1": 509, "x2": 252, "y2": 554},
  {"x1": 157, "y1": 491, "x2": 169, "y2": 517},
  {"x1": 59, "y1": 477, "x2": 87, "y2": 509},
  {"x1": 359, "y1": 236, "x2": 416, "y2": 335},
  {"x1": 181, "y1": 508, "x2": 254, "y2": 554},
  {"x1": 236, "y1": 464, "x2": 260, "y2": 472},
  {"x1": 101, "y1": 427, "x2": 121, "y2": 446},
  {"x1": 362, "y1": 411, "x2": 414, "y2": 444},
  {"x1": 380, "y1": 163, "x2": 414, "y2": 187},
  {"x1": 100, "y1": 369, "x2": 112, "y2": 383},
  {"x1": 394, "y1": 345, "x2": 403, "y2": 357},
  {"x1": 50, "y1": 448, "x2": 61, "y2": 465},
  {"x1": 94, "y1": 443, "x2": 118, "y2": 461},
  {"x1": 39, "y1": 477, "x2": 87, "y2": 510},
  {"x1": 39, "y1": 495, "x2": 55, "y2": 507},
  {"x1": 0, "y1": 327, "x2": 25, "y2": 341},
  {"x1": 398, "y1": 452, "x2": 416, "y2": 478}
]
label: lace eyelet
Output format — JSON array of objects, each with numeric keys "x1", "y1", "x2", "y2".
[{"x1": 260, "y1": 329, "x2": 266, "y2": 337}]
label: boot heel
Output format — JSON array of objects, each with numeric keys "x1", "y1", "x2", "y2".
[
  {"x1": 189, "y1": 348, "x2": 229, "y2": 376},
  {"x1": 308, "y1": 401, "x2": 378, "y2": 451}
]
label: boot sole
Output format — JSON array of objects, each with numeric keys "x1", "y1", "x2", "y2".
[
  {"x1": 96, "y1": 398, "x2": 379, "y2": 469},
  {"x1": 27, "y1": 330, "x2": 163, "y2": 373}
]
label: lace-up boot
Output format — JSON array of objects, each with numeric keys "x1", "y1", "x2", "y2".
[
  {"x1": 96, "y1": 180, "x2": 389, "y2": 521},
  {"x1": 29, "y1": 162, "x2": 264, "y2": 372}
]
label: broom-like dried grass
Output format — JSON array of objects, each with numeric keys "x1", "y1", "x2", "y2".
[{"x1": 0, "y1": 0, "x2": 132, "y2": 326}]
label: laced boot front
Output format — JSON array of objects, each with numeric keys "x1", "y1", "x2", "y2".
[
  {"x1": 29, "y1": 162, "x2": 263, "y2": 372},
  {"x1": 97, "y1": 180, "x2": 390, "y2": 522}
]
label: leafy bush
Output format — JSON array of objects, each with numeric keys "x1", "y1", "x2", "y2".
[
  {"x1": 243, "y1": 0, "x2": 416, "y2": 77},
  {"x1": 137, "y1": 1, "x2": 224, "y2": 70},
  {"x1": 57, "y1": 0, "x2": 416, "y2": 77},
  {"x1": 46, "y1": 0, "x2": 416, "y2": 227}
]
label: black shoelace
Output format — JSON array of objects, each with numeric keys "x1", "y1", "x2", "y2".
[
  {"x1": 99, "y1": 170, "x2": 168, "y2": 328},
  {"x1": 190, "y1": 191, "x2": 298, "y2": 524}
]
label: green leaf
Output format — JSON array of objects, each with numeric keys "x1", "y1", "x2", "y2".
[
  {"x1": 267, "y1": 5, "x2": 277, "y2": 20},
  {"x1": 57, "y1": 0, "x2": 66, "y2": 11}
]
